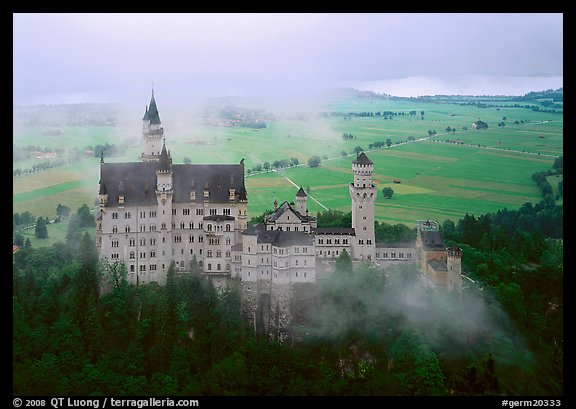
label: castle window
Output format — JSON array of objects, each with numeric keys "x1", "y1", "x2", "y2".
[
  {"x1": 180, "y1": 222, "x2": 185, "y2": 229},
  {"x1": 125, "y1": 226, "x2": 131, "y2": 233},
  {"x1": 183, "y1": 208, "x2": 190, "y2": 215},
  {"x1": 150, "y1": 264, "x2": 157, "y2": 271},
  {"x1": 112, "y1": 240, "x2": 119, "y2": 247},
  {"x1": 217, "y1": 264, "x2": 221, "y2": 270},
  {"x1": 226, "y1": 224, "x2": 231, "y2": 232},
  {"x1": 150, "y1": 238, "x2": 156, "y2": 245},
  {"x1": 190, "y1": 222, "x2": 194, "y2": 229},
  {"x1": 140, "y1": 211, "x2": 146, "y2": 218},
  {"x1": 113, "y1": 226, "x2": 118, "y2": 233},
  {"x1": 286, "y1": 227, "x2": 290, "y2": 231},
  {"x1": 151, "y1": 251, "x2": 156, "y2": 258},
  {"x1": 130, "y1": 252, "x2": 135, "y2": 259},
  {"x1": 130, "y1": 265, "x2": 135, "y2": 272},
  {"x1": 226, "y1": 238, "x2": 231, "y2": 245},
  {"x1": 208, "y1": 264, "x2": 212, "y2": 271},
  {"x1": 140, "y1": 238, "x2": 146, "y2": 246},
  {"x1": 207, "y1": 224, "x2": 212, "y2": 231},
  {"x1": 303, "y1": 247, "x2": 307, "y2": 253},
  {"x1": 172, "y1": 209, "x2": 177, "y2": 215},
  {"x1": 196, "y1": 209, "x2": 204, "y2": 215},
  {"x1": 112, "y1": 212, "x2": 118, "y2": 219},
  {"x1": 139, "y1": 265, "x2": 146, "y2": 272},
  {"x1": 217, "y1": 251, "x2": 221, "y2": 258},
  {"x1": 226, "y1": 251, "x2": 230, "y2": 258},
  {"x1": 207, "y1": 250, "x2": 213, "y2": 257},
  {"x1": 189, "y1": 235, "x2": 194, "y2": 243}
]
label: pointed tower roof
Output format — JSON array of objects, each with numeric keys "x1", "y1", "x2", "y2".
[
  {"x1": 353, "y1": 151, "x2": 373, "y2": 165},
  {"x1": 99, "y1": 180, "x2": 107, "y2": 195},
  {"x1": 157, "y1": 141, "x2": 172, "y2": 171},
  {"x1": 238, "y1": 181, "x2": 247, "y2": 201},
  {"x1": 142, "y1": 105, "x2": 149, "y2": 121},
  {"x1": 296, "y1": 186, "x2": 307, "y2": 197},
  {"x1": 148, "y1": 90, "x2": 161, "y2": 125}
]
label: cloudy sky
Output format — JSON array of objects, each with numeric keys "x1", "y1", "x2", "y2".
[{"x1": 13, "y1": 13, "x2": 563, "y2": 105}]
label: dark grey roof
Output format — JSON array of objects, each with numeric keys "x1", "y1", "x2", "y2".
[
  {"x1": 148, "y1": 92, "x2": 161, "y2": 125},
  {"x1": 231, "y1": 243, "x2": 243, "y2": 251},
  {"x1": 100, "y1": 161, "x2": 245, "y2": 207},
  {"x1": 353, "y1": 152, "x2": 373, "y2": 165},
  {"x1": 296, "y1": 187, "x2": 307, "y2": 197},
  {"x1": 142, "y1": 105, "x2": 149, "y2": 121},
  {"x1": 274, "y1": 231, "x2": 314, "y2": 247},
  {"x1": 243, "y1": 223, "x2": 266, "y2": 236},
  {"x1": 420, "y1": 230, "x2": 445, "y2": 249},
  {"x1": 266, "y1": 201, "x2": 315, "y2": 223},
  {"x1": 158, "y1": 143, "x2": 172, "y2": 171},
  {"x1": 428, "y1": 259, "x2": 448, "y2": 272},
  {"x1": 312, "y1": 227, "x2": 355, "y2": 235},
  {"x1": 243, "y1": 224, "x2": 313, "y2": 247}
]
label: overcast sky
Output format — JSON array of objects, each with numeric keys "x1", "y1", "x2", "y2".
[{"x1": 13, "y1": 13, "x2": 563, "y2": 105}]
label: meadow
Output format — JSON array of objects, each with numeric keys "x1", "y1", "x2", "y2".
[{"x1": 13, "y1": 94, "x2": 562, "y2": 245}]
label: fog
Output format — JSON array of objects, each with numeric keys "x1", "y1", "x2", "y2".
[
  {"x1": 298, "y1": 262, "x2": 533, "y2": 366},
  {"x1": 13, "y1": 13, "x2": 563, "y2": 107}
]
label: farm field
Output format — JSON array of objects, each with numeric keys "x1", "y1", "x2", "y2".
[{"x1": 13, "y1": 96, "x2": 562, "y2": 230}]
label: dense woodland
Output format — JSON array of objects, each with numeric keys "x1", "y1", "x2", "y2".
[{"x1": 13, "y1": 194, "x2": 562, "y2": 396}]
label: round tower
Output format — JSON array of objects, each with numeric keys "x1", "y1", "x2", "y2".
[
  {"x1": 155, "y1": 140, "x2": 173, "y2": 284},
  {"x1": 348, "y1": 152, "x2": 377, "y2": 260}
]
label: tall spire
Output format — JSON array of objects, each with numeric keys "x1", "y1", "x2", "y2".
[
  {"x1": 142, "y1": 105, "x2": 149, "y2": 121},
  {"x1": 148, "y1": 88, "x2": 161, "y2": 125},
  {"x1": 157, "y1": 139, "x2": 172, "y2": 171}
]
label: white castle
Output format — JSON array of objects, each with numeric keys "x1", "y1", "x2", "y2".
[{"x1": 96, "y1": 91, "x2": 462, "y2": 340}]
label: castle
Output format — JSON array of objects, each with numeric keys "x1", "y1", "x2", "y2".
[{"x1": 96, "y1": 91, "x2": 462, "y2": 340}]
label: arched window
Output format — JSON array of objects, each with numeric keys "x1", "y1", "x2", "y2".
[
  {"x1": 208, "y1": 263, "x2": 212, "y2": 271},
  {"x1": 226, "y1": 224, "x2": 231, "y2": 232}
]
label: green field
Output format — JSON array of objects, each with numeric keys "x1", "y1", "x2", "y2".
[{"x1": 13, "y1": 96, "x2": 562, "y2": 230}]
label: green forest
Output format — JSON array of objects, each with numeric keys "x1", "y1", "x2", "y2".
[{"x1": 13, "y1": 197, "x2": 562, "y2": 396}]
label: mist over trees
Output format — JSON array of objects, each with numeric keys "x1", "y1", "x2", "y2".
[{"x1": 13, "y1": 196, "x2": 562, "y2": 396}]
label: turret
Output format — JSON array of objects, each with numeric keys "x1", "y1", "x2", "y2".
[
  {"x1": 156, "y1": 141, "x2": 173, "y2": 192},
  {"x1": 296, "y1": 186, "x2": 307, "y2": 215},
  {"x1": 142, "y1": 89, "x2": 165, "y2": 162},
  {"x1": 446, "y1": 243, "x2": 463, "y2": 298}
]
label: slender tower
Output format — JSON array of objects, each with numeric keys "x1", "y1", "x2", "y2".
[
  {"x1": 349, "y1": 152, "x2": 376, "y2": 260},
  {"x1": 154, "y1": 140, "x2": 173, "y2": 284},
  {"x1": 141, "y1": 89, "x2": 164, "y2": 162}
]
